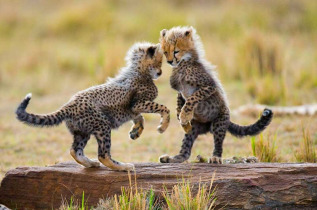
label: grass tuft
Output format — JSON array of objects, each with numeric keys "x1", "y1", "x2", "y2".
[
  {"x1": 295, "y1": 126, "x2": 317, "y2": 163},
  {"x1": 162, "y1": 174, "x2": 216, "y2": 210},
  {"x1": 59, "y1": 191, "x2": 88, "y2": 210},
  {"x1": 250, "y1": 133, "x2": 280, "y2": 162},
  {"x1": 239, "y1": 32, "x2": 284, "y2": 78},
  {"x1": 61, "y1": 172, "x2": 217, "y2": 210}
]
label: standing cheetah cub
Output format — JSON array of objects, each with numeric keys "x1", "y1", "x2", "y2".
[
  {"x1": 16, "y1": 42, "x2": 170, "y2": 171},
  {"x1": 159, "y1": 26, "x2": 273, "y2": 164}
]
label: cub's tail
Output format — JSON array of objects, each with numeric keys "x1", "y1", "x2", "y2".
[
  {"x1": 16, "y1": 93, "x2": 66, "y2": 127},
  {"x1": 228, "y1": 108, "x2": 273, "y2": 137}
]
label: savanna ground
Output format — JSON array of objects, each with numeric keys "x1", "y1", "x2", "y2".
[{"x1": 1, "y1": 0, "x2": 317, "y2": 184}]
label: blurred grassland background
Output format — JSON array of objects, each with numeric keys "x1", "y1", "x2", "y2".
[{"x1": 0, "y1": 0, "x2": 316, "y2": 179}]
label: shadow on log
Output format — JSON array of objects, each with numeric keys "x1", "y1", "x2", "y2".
[{"x1": 0, "y1": 162, "x2": 317, "y2": 209}]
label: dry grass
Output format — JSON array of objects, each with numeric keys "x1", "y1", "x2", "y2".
[
  {"x1": 105, "y1": 172, "x2": 157, "y2": 210},
  {"x1": 238, "y1": 32, "x2": 287, "y2": 105},
  {"x1": 60, "y1": 172, "x2": 216, "y2": 210},
  {"x1": 162, "y1": 176, "x2": 216, "y2": 210},
  {"x1": 295, "y1": 126, "x2": 317, "y2": 163},
  {"x1": 251, "y1": 134, "x2": 280, "y2": 162},
  {"x1": 1, "y1": 0, "x2": 317, "y2": 181}
]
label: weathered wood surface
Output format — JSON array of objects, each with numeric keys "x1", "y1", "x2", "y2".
[{"x1": 0, "y1": 162, "x2": 317, "y2": 209}]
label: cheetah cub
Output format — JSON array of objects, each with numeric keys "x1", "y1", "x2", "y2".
[
  {"x1": 16, "y1": 42, "x2": 170, "y2": 171},
  {"x1": 159, "y1": 26, "x2": 273, "y2": 164}
]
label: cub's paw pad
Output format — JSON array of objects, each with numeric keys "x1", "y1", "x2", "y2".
[
  {"x1": 129, "y1": 131, "x2": 139, "y2": 140},
  {"x1": 181, "y1": 122, "x2": 192, "y2": 134},
  {"x1": 129, "y1": 127, "x2": 142, "y2": 140},
  {"x1": 159, "y1": 154, "x2": 171, "y2": 163},
  {"x1": 208, "y1": 156, "x2": 222, "y2": 164}
]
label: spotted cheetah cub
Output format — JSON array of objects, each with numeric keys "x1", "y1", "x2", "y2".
[
  {"x1": 159, "y1": 26, "x2": 273, "y2": 164},
  {"x1": 16, "y1": 42, "x2": 170, "y2": 171}
]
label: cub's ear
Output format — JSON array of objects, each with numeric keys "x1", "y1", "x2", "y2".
[
  {"x1": 184, "y1": 26, "x2": 194, "y2": 38},
  {"x1": 160, "y1": 29, "x2": 167, "y2": 37},
  {"x1": 146, "y1": 46, "x2": 157, "y2": 58}
]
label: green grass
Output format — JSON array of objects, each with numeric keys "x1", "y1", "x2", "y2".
[
  {"x1": 60, "y1": 192, "x2": 88, "y2": 210},
  {"x1": 250, "y1": 133, "x2": 280, "y2": 162},
  {"x1": 60, "y1": 172, "x2": 216, "y2": 210},
  {"x1": 162, "y1": 176, "x2": 216, "y2": 210},
  {"x1": 295, "y1": 126, "x2": 317, "y2": 163}
]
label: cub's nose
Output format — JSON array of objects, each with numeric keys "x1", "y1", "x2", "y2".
[
  {"x1": 167, "y1": 60, "x2": 173, "y2": 65},
  {"x1": 157, "y1": 71, "x2": 162, "y2": 76}
]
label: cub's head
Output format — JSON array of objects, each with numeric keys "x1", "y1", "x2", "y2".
[
  {"x1": 160, "y1": 26, "x2": 203, "y2": 67},
  {"x1": 126, "y1": 42, "x2": 163, "y2": 79}
]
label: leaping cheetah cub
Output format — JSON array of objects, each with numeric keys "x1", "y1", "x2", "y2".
[
  {"x1": 159, "y1": 26, "x2": 273, "y2": 164},
  {"x1": 16, "y1": 42, "x2": 170, "y2": 171}
]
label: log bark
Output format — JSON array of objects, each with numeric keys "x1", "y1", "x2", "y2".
[{"x1": 0, "y1": 162, "x2": 317, "y2": 209}]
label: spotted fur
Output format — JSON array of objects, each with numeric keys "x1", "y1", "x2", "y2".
[
  {"x1": 159, "y1": 26, "x2": 273, "y2": 164},
  {"x1": 16, "y1": 42, "x2": 170, "y2": 171}
]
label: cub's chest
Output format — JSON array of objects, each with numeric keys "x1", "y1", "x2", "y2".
[
  {"x1": 170, "y1": 69, "x2": 186, "y2": 91},
  {"x1": 170, "y1": 71, "x2": 196, "y2": 99}
]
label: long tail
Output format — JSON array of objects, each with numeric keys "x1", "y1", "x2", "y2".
[
  {"x1": 16, "y1": 93, "x2": 66, "y2": 127},
  {"x1": 228, "y1": 108, "x2": 273, "y2": 137}
]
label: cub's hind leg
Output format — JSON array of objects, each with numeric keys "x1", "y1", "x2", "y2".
[
  {"x1": 94, "y1": 123, "x2": 134, "y2": 171},
  {"x1": 70, "y1": 132, "x2": 100, "y2": 168},
  {"x1": 209, "y1": 113, "x2": 230, "y2": 164},
  {"x1": 160, "y1": 120, "x2": 210, "y2": 163}
]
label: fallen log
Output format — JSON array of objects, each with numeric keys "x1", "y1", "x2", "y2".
[
  {"x1": 0, "y1": 162, "x2": 317, "y2": 209},
  {"x1": 232, "y1": 104, "x2": 317, "y2": 117}
]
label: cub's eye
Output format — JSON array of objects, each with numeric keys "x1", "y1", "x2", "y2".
[
  {"x1": 164, "y1": 51, "x2": 168, "y2": 55},
  {"x1": 174, "y1": 50, "x2": 179, "y2": 54}
]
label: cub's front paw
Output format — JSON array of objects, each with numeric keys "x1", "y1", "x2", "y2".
[
  {"x1": 157, "y1": 114, "x2": 170, "y2": 133},
  {"x1": 157, "y1": 121, "x2": 169, "y2": 133},
  {"x1": 208, "y1": 156, "x2": 222, "y2": 164},
  {"x1": 129, "y1": 125, "x2": 143, "y2": 140},
  {"x1": 179, "y1": 109, "x2": 193, "y2": 126},
  {"x1": 122, "y1": 163, "x2": 135, "y2": 171},
  {"x1": 181, "y1": 122, "x2": 192, "y2": 134},
  {"x1": 157, "y1": 125, "x2": 167, "y2": 133},
  {"x1": 89, "y1": 159, "x2": 101, "y2": 167}
]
